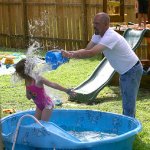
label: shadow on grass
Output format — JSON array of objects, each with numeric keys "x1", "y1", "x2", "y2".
[
  {"x1": 86, "y1": 95, "x2": 121, "y2": 105},
  {"x1": 133, "y1": 135, "x2": 150, "y2": 150},
  {"x1": 69, "y1": 86, "x2": 150, "y2": 105},
  {"x1": 69, "y1": 86, "x2": 121, "y2": 105},
  {"x1": 137, "y1": 88, "x2": 150, "y2": 100},
  {"x1": 68, "y1": 95, "x2": 121, "y2": 105}
]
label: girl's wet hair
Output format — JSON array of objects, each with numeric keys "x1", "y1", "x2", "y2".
[{"x1": 15, "y1": 59, "x2": 31, "y2": 79}]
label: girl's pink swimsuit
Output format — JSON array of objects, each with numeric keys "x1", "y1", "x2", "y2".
[{"x1": 26, "y1": 83, "x2": 54, "y2": 111}]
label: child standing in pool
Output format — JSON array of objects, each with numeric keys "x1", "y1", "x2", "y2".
[{"x1": 15, "y1": 58, "x2": 72, "y2": 121}]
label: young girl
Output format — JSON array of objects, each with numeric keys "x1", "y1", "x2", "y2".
[{"x1": 15, "y1": 58, "x2": 72, "y2": 121}]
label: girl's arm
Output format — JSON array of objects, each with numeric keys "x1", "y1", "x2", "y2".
[{"x1": 41, "y1": 77, "x2": 69, "y2": 93}]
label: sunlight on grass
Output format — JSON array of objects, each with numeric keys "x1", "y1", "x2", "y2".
[{"x1": 0, "y1": 49, "x2": 150, "y2": 150}]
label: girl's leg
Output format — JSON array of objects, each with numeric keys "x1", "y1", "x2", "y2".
[
  {"x1": 34, "y1": 106, "x2": 42, "y2": 120},
  {"x1": 41, "y1": 107, "x2": 53, "y2": 121}
]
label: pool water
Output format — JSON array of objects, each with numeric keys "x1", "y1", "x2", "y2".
[{"x1": 69, "y1": 131, "x2": 118, "y2": 142}]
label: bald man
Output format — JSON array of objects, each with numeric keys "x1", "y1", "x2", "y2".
[{"x1": 62, "y1": 12, "x2": 143, "y2": 118}]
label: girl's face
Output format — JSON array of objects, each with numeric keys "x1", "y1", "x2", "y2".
[{"x1": 15, "y1": 59, "x2": 26, "y2": 79}]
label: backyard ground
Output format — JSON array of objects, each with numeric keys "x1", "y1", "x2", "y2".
[{"x1": 0, "y1": 49, "x2": 150, "y2": 150}]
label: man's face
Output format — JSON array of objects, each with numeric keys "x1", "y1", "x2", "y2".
[{"x1": 93, "y1": 16, "x2": 105, "y2": 35}]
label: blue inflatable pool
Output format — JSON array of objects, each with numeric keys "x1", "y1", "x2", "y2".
[{"x1": 1, "y1": 109, "x2": 142, "y2": 150}]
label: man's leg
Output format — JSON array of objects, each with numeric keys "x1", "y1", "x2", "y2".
[{"x1": 120, "y1": 63, "x2": 143, "y2": 117}]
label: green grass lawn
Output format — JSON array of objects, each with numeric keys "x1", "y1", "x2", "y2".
[{"x1": 0, "y1": 49, "x2": 150, "y2": 150}]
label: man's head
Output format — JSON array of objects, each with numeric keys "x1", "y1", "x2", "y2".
[{"x1": 93, "y1": 12, "x2": 110, "y2": 36}]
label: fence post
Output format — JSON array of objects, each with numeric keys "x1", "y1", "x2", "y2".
[
  {"x1": 22, "y1": 0, "x2": 28, "y2": 48},
  {"x1": 56, "y1": 0, "x2": 64, "y2": 47},
  {"x1": 7, "y1": 2, "x2": 12, "y2": 48},
  {"x1": 82, "y1": 0, "x2": 88, "y2": 48}
]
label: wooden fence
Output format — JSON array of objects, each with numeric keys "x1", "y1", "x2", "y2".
[
  {"x1": 0, "y1": 0, "x2": 145, "y2": 51},
  {"x1": 0, "y1": 0, "x2": 102, "y2": 50}
]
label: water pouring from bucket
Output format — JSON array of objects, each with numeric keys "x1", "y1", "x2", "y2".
[
  {"x1": 45, "y1": 50, "x2": 69, "y2": 70},
  {"x1": 11, "y1": 41, "x2": 51, "y2": 83}
]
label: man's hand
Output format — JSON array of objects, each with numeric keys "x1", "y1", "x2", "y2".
[{"x1": 61, "y1": 50, "x2": 73, "y2": 58}]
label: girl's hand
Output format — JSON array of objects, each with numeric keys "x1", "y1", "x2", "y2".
[{"x1": 66, "y1": 89, "x2": 76, "y2": 97}]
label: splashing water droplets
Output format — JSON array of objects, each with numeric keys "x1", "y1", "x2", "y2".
[{"x1": 25, "y1": 41, "x2": 52, "y2": 82}]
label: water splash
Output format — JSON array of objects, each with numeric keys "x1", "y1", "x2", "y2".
[
  {"x1": 26, "y1": 10, "x2": 53, "y2": 80},
  {"x1": 28, "y1": 10, "x2": 50, "y2": 47},
  {"x1": 44, "y1": 86, "x2": 64, "y2": 103},
  {"x1": 28, "y1": 10, "x2": 57, "y2": 49},
  {"x1": 11, "y1": 72, "x2": 23, "y2": 84},
  {"x1": 24, "y1": 42, "x2": 64, "y2": 104},
  {"x1": 11, "y1": 41, "x2": 52, "y2": 84},
  {"x1": 25, "y1": 41, "x2": 52, "y2": 81}
]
